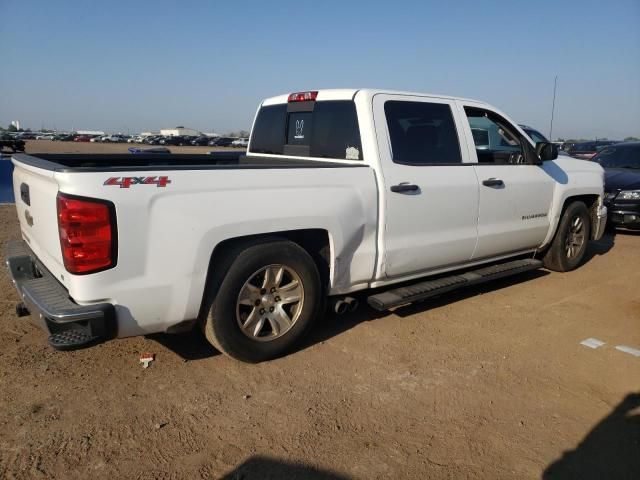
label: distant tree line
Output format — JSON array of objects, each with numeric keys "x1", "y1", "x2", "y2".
[
  {"x1": 224, "y1": 130, "x2": 250, "y2": 138},
  {"x1": 0, "y1": 124, "x2": 31, "y2": 132}
]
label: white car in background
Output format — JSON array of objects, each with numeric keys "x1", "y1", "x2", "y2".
[
  {"x1": 231, "y1": 138, "x2": 249, "y2": 148},
  {"x1": 103, "y1": 135, "x2": 126, "y2": 143},
  {"x1": 35, "y1": 134, "x2": 55, "y2": 140}
]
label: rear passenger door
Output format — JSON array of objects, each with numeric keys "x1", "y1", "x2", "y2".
[{"x1": 374, "y1": 95, "x2": 480, "y2": 278}]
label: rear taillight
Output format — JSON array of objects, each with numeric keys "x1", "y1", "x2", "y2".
[
  {"x1": 57, "y1": 193, "x2": 116, "y2": 274},
  {"x1": 287, "y1": 91, "x2": 318, "y2": 102}
]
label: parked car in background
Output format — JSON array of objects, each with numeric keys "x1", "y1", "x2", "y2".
[
  {"x1": 593, "y1": 142, "x2": 640, "y2": 230},
  {"x1": 160, "y1": 136, "x2": 187, "y2": 146},
  {"x1": 519, "y1": 125, "x2": 569, "y2": 157},
  {"x1": 102, "y1": 135, "x2": 126, "y2": 143},
  {"x1": 191, "y1": 136, "x2": 212, "y2": 146},
  {"x1": 52, "y1": 134, "x2": 75, "y2": 141},
  {"x1": 89, "y1": 136, "x2": 102, "y2": 142},
  {"x1": 231, "y1": 138, "x2": 249, "y2": 148},
  {"x1": 17, "y1": 132, "x2": 37, "y2": 140},
  {"x1": 208, "y1": 136, "x2": 234, "y2": 147},
  {"x1": 568, "y1": 141, "x2": 618, "y2": 160},
  {"x1": 144, "y1": 135, "x2": 165, "y2": 145},
  {"x1": 519, "y1": 125, "x2": 549, "y2": 144},
  {"x1": 127, "y1": 135, "x2": 143, "y2": 143},
  {"x1": 35, "y1": 134, "x2": 55, "y2": 140},
  {"x1": 0, "y1": 134, "x2": 25, "y2": 152},
  {"x1": 73, "y1": 135, "x2": 92, "y2": 142}
]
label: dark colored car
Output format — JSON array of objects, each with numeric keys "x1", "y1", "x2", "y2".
[
  {"x1": 52, "y1": 134, "x2": 74, "y2": 141},
  {"x1": 191, "y1": 136, "x2": 211, "y2": 146},
  {"x1": 159, "y1": 136, "x2": 184, "y2": 146},
  {"x1": 73, "y1": 135, "x2": 92, "y2": 142},
  {"x1": 160, "y1": 135, "x2": 195, "y2": 146},
  {"x1": 568, "y1": 141, "x2": 618, "y2": 160},
  {"x1": 0, "y1": 134, "x2": 26, "y2": 152},
  {"x1": 208, "y1": 137, "x2": 234, "y2": 147},
  {"x1": 17, "y1": 132, "x2": 37, "y2": 140},
  {"x1": 145, "y1": 136, "x2": 165, "y2": 145},
  {"x1": 593, "y1": 142, "x2": 640, "y2": 230}
]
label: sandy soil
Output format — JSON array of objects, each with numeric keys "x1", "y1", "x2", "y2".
[{"x1": 0, "y1": 143, "x2": 639, "y2": 479}]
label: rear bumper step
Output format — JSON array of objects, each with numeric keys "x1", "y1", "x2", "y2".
[
  {"x1": 4, "y1": 240, "x2": 115, "y2": 350},
  {"x1": 368, "y1": 258, "x2": 543, "y2": 311}
]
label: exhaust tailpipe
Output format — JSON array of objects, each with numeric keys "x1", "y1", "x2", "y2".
[
  {"x1": 332, "y1": 299, "x2": 349, "y2": 315},
  {"x1": 344, "y1": 297, "x2": 359, "y2": 312}
]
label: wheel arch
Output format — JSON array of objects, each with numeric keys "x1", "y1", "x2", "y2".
[
  {"x1": 542, "y1": 193, "x2": 601, "y2": 250},
  {"x1": 197, "y1": 229, "x2": 331, "y2": 321},
  {"x1": 560, "y1": 194, "x2": 600, "y2": 240}
]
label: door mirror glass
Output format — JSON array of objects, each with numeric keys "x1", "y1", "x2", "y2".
[{"x1": 535, "y1": 142, "x2": 558, "y2": 161}]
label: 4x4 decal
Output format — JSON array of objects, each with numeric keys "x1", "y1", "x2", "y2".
[{"x1": 104, "y1": 176, "x2": 172, "y2": 188}]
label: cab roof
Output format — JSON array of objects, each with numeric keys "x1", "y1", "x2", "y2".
[{"x1": 261, "y1": 88, "x2": 480, "y2": 106}]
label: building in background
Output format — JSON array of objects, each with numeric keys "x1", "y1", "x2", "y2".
[{"x1": 160, "y1": 126, "x2": 201, "y2": 137}]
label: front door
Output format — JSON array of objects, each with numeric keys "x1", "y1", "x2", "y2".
[
  {"x1": 457, "y1": 103, "x2": 555, "y2": 259},
  {"x1": 374, "y1": 94, "x2": 480, "y2": 278}
]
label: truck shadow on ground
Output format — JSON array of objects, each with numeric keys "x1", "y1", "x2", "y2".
[
  {"x1": 220, "y1": 455, "x2": 351, "y2": 480},
  {"x1": 298, "y1": 268, "x2": 551, "y2": 353},
  {"x1": 543, "y1": 392, "x2": 640, "y2": 480},
  {"x1": 147, "y1": 328, "x2": 220, "y2": 361},
  {"x1": 149, "y1": 235, "x2": 616, "y2": 361},
  {"x1": 300, "y1": 234, "x2": 615, "y2": 352},
  {"x1": 582, "y1": 231, "x2": 615, "y2": 263}
]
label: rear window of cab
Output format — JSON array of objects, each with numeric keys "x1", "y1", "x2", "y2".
[{"x1": 249, "y1": 101, "x2": 363, "y2": 160}]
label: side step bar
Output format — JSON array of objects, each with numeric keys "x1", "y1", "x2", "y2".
[{"x1": 367, "y1": 258, "x2": 543, "y2": 311}]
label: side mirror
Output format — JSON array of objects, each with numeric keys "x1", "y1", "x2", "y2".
[{"x1": 536, "y1": 142, "x2": 558, "y2": 161}]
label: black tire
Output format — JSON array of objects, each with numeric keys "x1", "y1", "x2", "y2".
[
  {"x1": 543, "y1": 201, "x2": 591, "y2": 272},
  {"x1": 202, "y1": 240, "x2": 322, "y2": 362}
]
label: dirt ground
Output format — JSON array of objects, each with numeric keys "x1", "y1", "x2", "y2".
[{"x1": 0, "y1": 143, "x2": 639, "y2": 479}]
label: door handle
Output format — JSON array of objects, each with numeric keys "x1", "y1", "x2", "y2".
[
  {"x1": 482, "y1": 178, "x2": 504, "y2": 187},
  {"x1": 390, "y1": 183, "x2": 420, "y2": 193}
]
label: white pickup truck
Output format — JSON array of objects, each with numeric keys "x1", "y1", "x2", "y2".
[{"x1": 5, "y1": 89, "x2": 607, "y2": 362}]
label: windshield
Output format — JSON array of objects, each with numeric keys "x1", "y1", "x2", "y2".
[{"x1": 594, "y1": 145, "x2": 640, "y2": 168}]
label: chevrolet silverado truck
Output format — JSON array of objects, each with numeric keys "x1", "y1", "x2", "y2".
[{"x1": 5, "y1": 89, "x2": 607, "y2": 362}]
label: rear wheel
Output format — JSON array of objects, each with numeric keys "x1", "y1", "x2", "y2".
[
  {"x1": 202, "y1": 240, "x2": 322, "y2": 362},
  {"x1": 543, "y1": 201, "x2": 591, "y2": 272}
]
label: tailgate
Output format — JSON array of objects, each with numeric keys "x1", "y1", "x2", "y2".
[{"x1": 11, "y1": 158, "x2": 68, "y2": 286}]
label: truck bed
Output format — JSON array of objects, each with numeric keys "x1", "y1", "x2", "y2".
[{"x1": 12, "y1": 152, "x2": 364, "y2": 172}]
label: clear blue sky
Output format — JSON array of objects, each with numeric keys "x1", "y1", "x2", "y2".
[{"x1": 1, "y1": 0, "x2": 638, "y2": 139}]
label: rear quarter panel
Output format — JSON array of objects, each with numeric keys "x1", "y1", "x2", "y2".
[{"x1": 54, "y1": 166, "x2": 378, "y2": 337}]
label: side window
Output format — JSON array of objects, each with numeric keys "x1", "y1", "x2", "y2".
[
  {"x1": 250, "y1": 104, "x2": 287, "y2": 154},
  {"x1": 464, "y1": 107, "x2": 528, "y2": 164},
  {"x1": 384, "y1": 101, "x2": 462, "y2": 165},
  {"x1": 310, "y1": 101, "x2": 362, "y2": 160}
]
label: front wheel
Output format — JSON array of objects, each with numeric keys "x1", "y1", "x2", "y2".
[
  {"x1": 202, "y1": 240, "x2": 322, "y2": 362},
  {"x1": 542, "y1": 201, "x2": 591, "y2": 272}
]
